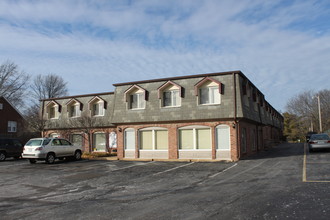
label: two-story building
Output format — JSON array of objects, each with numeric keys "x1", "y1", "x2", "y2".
[
  {"x1": 0, "y1": 96, "x2": 25, "y2": 138},
  {"x1": 41, "y1": 71, "x2": 283, "y2": 161}
]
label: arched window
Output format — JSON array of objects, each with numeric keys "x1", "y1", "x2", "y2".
[
  {"x1": 93, "y1": 132, "x2": 106, "y2": 152},
  {"x1": 49, "y1": 133, "x2": 60, "y2": 138}
]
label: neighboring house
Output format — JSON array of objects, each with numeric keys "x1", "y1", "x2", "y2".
[
  {"x1": 41, "y1": 71, "x2": 283, "y2": 161},
  {"x1": 0, "y1": 97, "x2": 25, "y2": 138}
]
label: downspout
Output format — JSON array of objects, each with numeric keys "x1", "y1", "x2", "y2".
[
  {"x1": 41, "y1": 100, "x2": 45, "y2": 137},
  {"x1": 233, "y1": 72, "x2": 240, "y2": 160}
]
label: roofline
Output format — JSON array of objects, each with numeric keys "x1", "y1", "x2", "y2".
[
  {"x1": 40, "y1": 92, "x2": 114, "y2": 102},
  {"x1": 113, "y1": 70, "x2": 243, "y2": 86},
  {"x1": 0, "y1": 96, "x2": 25, "y2": 119}
]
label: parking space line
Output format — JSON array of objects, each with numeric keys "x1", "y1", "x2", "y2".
[
  {"x1": 153, "y1": 162, "x2": 195, "y2": 176},
  {"x1": 111, "y1": 161, "x2": 155, "y2": 171},
  {"x1": 303, "y1": 143, "x2": 330, "y2": 183},
  {"x1": 303, "y1": 143, "x2": 307, "y2": 182},
  {"x1": 209, "y1": 163, "x2": 237, "y2": 178}
]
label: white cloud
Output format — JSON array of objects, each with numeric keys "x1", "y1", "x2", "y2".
[{"x1": 0, "y1": 0, "x2": 330, "y2": 111}]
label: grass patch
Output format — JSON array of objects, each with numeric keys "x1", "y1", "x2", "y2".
[{"x1": 82, "y1": 152, "x2": 117, "y2": 159}]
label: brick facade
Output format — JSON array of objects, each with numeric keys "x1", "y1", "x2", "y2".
[
  {"x1": 0, "y1": 97, "x2": 25, "y2": 138},
  {"x1": 41, "y1": 71, "x2": 283, "y2": 161}
]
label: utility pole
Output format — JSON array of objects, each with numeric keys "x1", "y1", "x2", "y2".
[{"x1": 316, "y1": 95, "x2": 322, "y2": 133}]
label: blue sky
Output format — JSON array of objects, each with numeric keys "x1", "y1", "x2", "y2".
[{"x1": 1, "y1": 0, "x2": 330, "y2": 111}]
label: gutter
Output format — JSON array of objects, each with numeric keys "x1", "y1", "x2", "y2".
[{"x1": 233, "y1": 72, "x2": 240, "y2": 159}]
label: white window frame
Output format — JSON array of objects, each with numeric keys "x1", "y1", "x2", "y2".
[
  {"x1": 178, "y1": 126, "x2": 212, "y2": 150},
  {"x1": 162, "y1": 89, "x2": 181, "y2": 108},
  {"x1": 8, "y1": 121, "x2": 17, "y2": 133},
  {"x1": 139, "y1": 127, "x2": 168, "y2": 151},
  {"x1": 69, "y1": 103, "x2": 81, "y2": 118},
  {"x1": 92, "y1": 101, "x2": 104, "y2": 116},
  {"x1": 130, "y1": 92, "x2": 145, "y2": 110},
  {"x1": 70, "y1": 133, "x2": 84, "y2": 147},
  {"x1": 48, "y1": 104, "x2": 59, "y2": 119},
  {"x1": 124, "y1": 128, "x2": 136, "y2": 150},
  {"x1": 199, "y1": 85, "x2": 221, "y2": 105},
  {"x1": 93, "y1": 132, "x2": 106, "y2": 152},
  {"x1": 216, "y1": 125, "x2": 231, "y2": 150}
]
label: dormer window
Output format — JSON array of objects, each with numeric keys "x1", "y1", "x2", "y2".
[
  {"x1": 46, "y1": 101, "x2": 61, "y2": 119},
  {"x1": 88, "y1": 96, "x2": 106, "y2": 116},
  {"x1": 124, "y1": 85, "x2": 147, "y2": 110},
  {"x1": 66, "y1": 99, "x2": 83, "y2": 118},
  {"x1": 158, "y1": 81, "x2": 183, "y2": 108},
  {"x1": 195, "y1": 77, "x2": 222, "y2": 105}
]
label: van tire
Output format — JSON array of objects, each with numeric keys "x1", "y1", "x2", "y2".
[
  {"x1": 0, "y1": 151, "x2": 6, "y2": 161},
  {"x1": 46, "y1": 153, "x2": 56, "y2": 164}
]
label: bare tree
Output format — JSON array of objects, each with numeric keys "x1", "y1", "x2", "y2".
[
  {"x1": 26, "y1": 73, "x2": 69, "y2": 135},
  {"x1": 286, "y1": 89, "x2": 330, "y2": 134},
  {"x1": 31, "y1": 73, "x2": 68, "y2": 100},
  {"x1": 68, "y1": 113, "x2": 98, "y2": 152},
  {"x1": 0, "y1": 60, "x2": 29, "y2": 107}
]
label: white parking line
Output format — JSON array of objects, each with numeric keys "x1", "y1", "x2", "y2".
[
  {"x1": 211, "y1": 160, "x2": 268, "y2": 184},
  {"x1": 111, "y1": 161, "x2": 155, "y2": 171},
  {"x1": 209, "y1": 163, "x2": 238, "y2": 178},
  {"x1": 153, "y1": 162, "x2": 195, "y2": 176}
]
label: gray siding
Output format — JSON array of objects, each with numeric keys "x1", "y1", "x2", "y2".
[
  {"x1": 44, "y1": 93, "x2": 115, "y2": 129},
  {"x1": 111, "y1": 74, "x2": 237, "y2": 124}
]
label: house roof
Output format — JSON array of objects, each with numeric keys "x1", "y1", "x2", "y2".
[
  {"x1": 113, "y1": 70, "x2": 243, "y2": 86},
  {"x1": 0, "y1": 96, "x2": 25, "y2": 119},
  {"x1": 41, "y1": 92, "x2": 114, "y2": 101}
]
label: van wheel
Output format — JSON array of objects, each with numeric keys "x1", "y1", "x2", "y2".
[
  {"x1": 0, "y1": 152, "x2": 6, "y2": 161},
  {"x1": 74, "y1": 150, "x2": 82, "y2": 161},
  {"x1": 46, "y1": 153, "x2": 56, "y2": 164},
  {"x1": 29, "y1": 159, "x2": 37, "y2": 164}
]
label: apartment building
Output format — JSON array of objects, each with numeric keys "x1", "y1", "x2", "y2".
[{"x1": 41, "y1": 71, "x2": 283, "y2": 161}]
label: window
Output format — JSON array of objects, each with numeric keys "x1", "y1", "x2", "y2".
[
  {"x1": 70, "y1": 134, "x2": 83, "y2": 147},
  {"x1": 251, "y1": 129, "x2": 257, "y2": 151},
  {"x1": 158, "y1": 81, "x2": 182, "y2": 108},
  {"x1": 124, "y1": 85, "x2": 147, "y2": 110},
  {"x1": 8, "y1": 121, "x2": 17, "y2": 133},
  {"x1": 139, "y1": 128, "x2": 168, "y2": 150},
  {"x1": 179, "y1": 126, "x2": 211, "y2": 150},
  {"x1": 47, "y1": 102, "x2": 61, "y2": 119},
  {"x1": 49, "y1": 133, "x2": 60, "y2": 138},
  {"x1": 216, "y1": 125, "x2": 230, "y2": 150},
  {"x1": 92, "y1": 102, "x2": 104, "y2": 116},
  {"x1": 49, "y1": 106, "x2": 56, "y2": 119},
  {"x1": 163, "y1": 90, "x2": 180, "y2": 107},
  {"x1": 60, "y1": 139, "x2": 71, "y2": 145},
  {"x1": 124, "y1": 129, "x2": 135, "y2": 150},
  {"x1": 0, "y1": 103, "x2": 3, "y2": 110},
  {"x1": 69, "y1": 104, "x2": 81, "y2": 117},
  {"x1": 88, "y1": 96, "x2": 106, "y2": 117},
  {"x1": 195, "y1": 77, "x2": 222, "y2": 105},
  {"x1": 241, "y1": 128, "x2": 247, "y2": 154},
  {"x1": 93, "y1": 133, "x2": 106, "y2": 152},
  {"x1": 199, "y1": 86, "x2": 220, "y2": 105},
  {"x1": 130, "y1": 93, "x2": 145, "y2": 109}
]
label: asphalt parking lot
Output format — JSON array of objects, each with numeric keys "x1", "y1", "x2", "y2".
[{"x1": 1, "y1": 143, "x2": 330, "y2": 220}]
